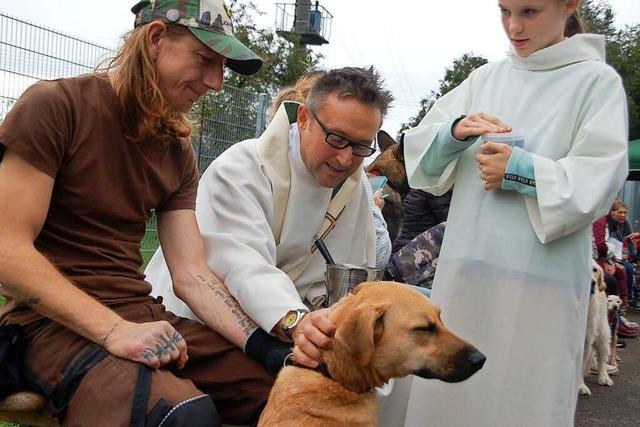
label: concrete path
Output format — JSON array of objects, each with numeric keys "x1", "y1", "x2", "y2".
[{"x1": 576, "y1": 310, "x2": 640, "y2": 426}]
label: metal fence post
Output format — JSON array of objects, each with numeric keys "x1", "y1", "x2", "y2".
[
  {"x1": 255, "y1": 93, "x2": 269, "y2": 138},
  {"x1": 197, "y1": 98, "x2": 206, "y2": 173}
]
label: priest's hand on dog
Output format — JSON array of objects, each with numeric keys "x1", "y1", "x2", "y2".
[
  {"x1": 475, "y1": 142, "x2": 513, "y2": 191},
  {"x1": 291, "y1": 308, "x2": 335, "y2": 368}
]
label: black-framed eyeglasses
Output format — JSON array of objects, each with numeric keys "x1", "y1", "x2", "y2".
[{"x1": 308, "y1": 109, "x2": 377, "y2": 157}]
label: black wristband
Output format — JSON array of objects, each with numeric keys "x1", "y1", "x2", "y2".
[
  {"x1": 244, "y1": 328, "x2": 293, "y2": 377},
  {"x1": 452, "y1": 115, "x2": 473, "y2": 141}
]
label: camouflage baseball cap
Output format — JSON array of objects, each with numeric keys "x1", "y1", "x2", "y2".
[{"x1": 131, "y1": 0, "x2": 263, "y2": 75}]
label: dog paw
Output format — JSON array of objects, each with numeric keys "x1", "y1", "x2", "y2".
[
  {"x1": 578, "y1": 384, "x2": 591, "y2": 396},
  {"x1": 598, "y1": 375, "x2": 613, "y2": 387}
]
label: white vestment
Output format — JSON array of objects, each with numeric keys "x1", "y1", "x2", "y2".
[
  {"x1": 403, "y1": 35, "x2": 628, "y2": 427},
  {"x1": 145, "y1": 102, "x2": 376, "y2": 332}
]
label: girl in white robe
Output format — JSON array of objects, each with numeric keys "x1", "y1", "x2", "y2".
[{"x1": 403, "y1": 1, "x2": 628, "y2": 426}]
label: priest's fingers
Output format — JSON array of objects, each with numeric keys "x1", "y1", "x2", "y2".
[
  {"x1": 291, "y1": 334, "x2": 322, "y2": 368},
  {"x1": 306, "y1": 308, "x2": 336, "y2": 338},
  {"x1": 295, "y1": 314, "x2": 332, "y2": 350}
]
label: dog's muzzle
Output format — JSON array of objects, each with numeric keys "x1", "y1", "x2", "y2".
[{"x1": 414, "y1": 348, "x2": 486, "y2": 383}]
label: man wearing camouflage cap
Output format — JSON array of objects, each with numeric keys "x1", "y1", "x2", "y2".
[{"x1": 0, "y1": 1, "x2": 274, "y2": 425}]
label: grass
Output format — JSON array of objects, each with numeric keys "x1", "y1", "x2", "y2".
[{"x1": 140, "y1": 228, "x2": 160, "y2": 271}]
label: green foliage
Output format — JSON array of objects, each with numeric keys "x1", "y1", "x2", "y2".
[
  {"x1": 224, "y1": 0, "x2": 322, "y2": 97},
  {"x1": 439, "y1": 54, "x2": 489, "y2": 96},
  {"x1": 580, "y1": 0, "x2": 616, "y2": 37},
  {"x1": 581, "y1": 0, "x2": 640, "y2": 139},
  {"x1": 400, "y1": 53, "x2": 487, "y2": 132}
]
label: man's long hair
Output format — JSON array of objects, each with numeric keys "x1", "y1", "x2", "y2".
[{"x1": 105, "y1": 24, "x2": 193, "y2": 147}]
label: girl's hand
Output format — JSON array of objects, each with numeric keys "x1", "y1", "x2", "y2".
[
  {"x1": 373, "y1": 188, "x2": 385, "y2": 209},
  {"x1": 452, "y1": 112, "x2": 511, "y2": 141},
  {"x1": 475, "y1": 142, "x2": 513, "y2": 191}
]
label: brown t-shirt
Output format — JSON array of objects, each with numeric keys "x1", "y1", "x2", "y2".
[{"x1": 0, "y1": 74, "x2": 199, "y2": 325}]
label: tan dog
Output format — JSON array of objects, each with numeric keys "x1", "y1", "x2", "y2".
[
  {"x1": 578, "y1": 261, "x2": 613, "y2": 396},
  {"x1": 259, "y1": 282, "x2": 485, "y2": 427}
]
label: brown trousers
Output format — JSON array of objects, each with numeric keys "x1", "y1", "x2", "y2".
[{"x1": 22, "y1": 297, "x2": 273, "y2": 426}]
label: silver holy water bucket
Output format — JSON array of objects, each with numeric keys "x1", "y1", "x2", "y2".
[{"x1": 324, "y1": 263, "x2": 384, "y2": 307}]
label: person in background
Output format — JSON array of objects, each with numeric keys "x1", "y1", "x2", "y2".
[
  {"x1": 391, "y1": 188, "x2": 452, "y2": 254},
  {"x1": 402, "y1": 1, "x2": 628, "y2": 426},
  {"x1": 607, "y1": 200, "x2": 637, "y2": 305},
  {"x1": 0, "y1": 1, "x2": 275, "y2": 425}
]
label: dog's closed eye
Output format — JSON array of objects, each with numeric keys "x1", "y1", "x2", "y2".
[{"x1": 414, "y1": 323, "x2": 437, "y2": 333}]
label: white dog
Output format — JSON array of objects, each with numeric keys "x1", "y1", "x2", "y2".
[
  {"x1": 607, "y1": 294, "x2": 622, "y2": 312},
  {"x1": 578, "y1": 261, "x2": 613, "y2": 396}
]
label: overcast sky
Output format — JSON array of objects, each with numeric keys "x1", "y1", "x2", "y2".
[{"x1": 1, "y1": 0, "x2": 639, "y2": 136}]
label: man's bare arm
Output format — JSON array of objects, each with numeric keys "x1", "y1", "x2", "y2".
[
  {"x1": 0, "y1": 150, "x2": 187, "y2": 368},
  {"x1": 157, "y1": 209, "x2": 258, "y2": 347}
]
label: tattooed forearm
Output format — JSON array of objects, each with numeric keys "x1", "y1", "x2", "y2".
[{"x1": 196, "y1": 274, "x2": 258, "y2": 337}]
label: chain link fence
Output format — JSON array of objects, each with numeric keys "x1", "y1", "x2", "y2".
[
  {"x1": 143, "y1": 89, "x2": 270, "y2": 265},
  {"x1": 0, "y1": 13, "x2": 270, "y2": 267},
  {"x1": 0, "y1": 13, "x2": 115, "y2": 120}
]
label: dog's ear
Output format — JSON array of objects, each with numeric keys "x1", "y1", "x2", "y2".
[
  {"x1": 337, "y1": 303, "x2": 386, "y2": 366},
  {"x1": 596, "y1": 268, "x2": 606, "y2": 292},
  {"x1": 396, "y1": 133, "x2": 405, "y2": 162},
  {"x1": 377, "y1": 130, "x2": 396, "y2": 152}
]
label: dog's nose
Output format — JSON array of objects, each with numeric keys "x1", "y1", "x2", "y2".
[{"x1": 468, "y1": 350, "x2": 486, "y2": 371}]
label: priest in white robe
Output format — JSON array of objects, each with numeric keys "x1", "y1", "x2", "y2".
[{"x1": 145, "y1": 67, "x2": 395, "y2": 369}]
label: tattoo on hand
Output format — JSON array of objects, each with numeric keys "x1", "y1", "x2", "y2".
[
  {"x1": 155, "y1": 343, "x2": 167, "y2": 357},
  {"x1": 196, "y1": 274, "x2": 257, "y2": 337},
  {"x1": 171, "y1": 331, "x2": 183, "y2": 343},
  {"x1": 140, "y1": 349, "x2": 155, "y2": 362},
  {"x1": 161, "y1": 335, "x2": 176, "y2": 351}
]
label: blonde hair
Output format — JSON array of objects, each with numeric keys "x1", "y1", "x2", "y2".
[
  {"x1": 565, "y1": 12, "x2": 586, "y2": 37},
  {"x1": 104, "y1": 24, "x2": 193, "y2": 147},
  {"x1": 611, "y1": 199, "x2": 628, "y2": 212},
  {"x1": 269, "y1": 70, "x2": 326, "y2": 118},
  {"x1": 564, "y1": 1, "x2": 586, "y2": 37}
]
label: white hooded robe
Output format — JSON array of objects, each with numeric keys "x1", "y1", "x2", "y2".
[{"x1": 403, "y1": 35, "x2": 628, "y2": 427}]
